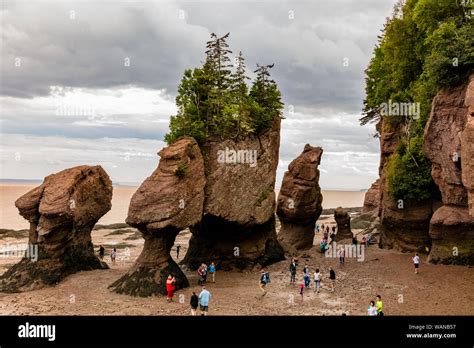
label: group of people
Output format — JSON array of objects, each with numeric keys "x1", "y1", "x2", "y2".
[
  {"x1": 367, "y1": 295, "x2": 384, "y2": 316},
  {"x1": 317, "y1": 224, "x2": 337, "y2": 253},
  {"x1": 290, "y1": 258, "x2": 337, "y2": 299},
  {"x1": 166, "y1": 274, "x2": 212, "y2": 315},
  {"x1": 98, "y1": 245, "x2": 117, "y2": 264},
  {"x1": 197, "y1": 262, "x2": 216, "y2": 285}
]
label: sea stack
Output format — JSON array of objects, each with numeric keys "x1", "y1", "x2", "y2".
[
  {"x1": 276, "y1": 144, "x2": 323, "y2": 250},
  {"x1": 334, "y1": 207, "x2": 352, "y2": 241},
  {"x1": 109, "y1": 138, "x2": 205, "y2": 296},
  {"x1": 0, "y1": 165, "x2": 112, "y2": 292}
]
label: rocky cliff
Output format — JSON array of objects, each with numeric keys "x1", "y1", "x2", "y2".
[
  {"x1": 276, "y1": 144, "x2": 323, "y2": 250},
  {"x1": 377, "y1": 120, "x2": 435, "y2": 252},
  {"x1": 109, "y1": 138, "x2": 205, "y2": 296},
  {"x1": 362, "y1": 179, "x2": 380, "y2": 214},
  {"x1": 0, "y1": 165, "x2": 112, "y2": 292},
  {"x1": 423, "y1": 75, "x2": 474, "y2": 264},
  {"x1": 370, "y1": 75, "x2": 474, "y2": 264}
]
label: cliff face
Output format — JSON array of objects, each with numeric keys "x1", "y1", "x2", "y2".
[
  {"x1": 372, "y1": 75, "x2": 474, "y2": 264},
  {"x1": 377, "y1": 120, "x2": 435, "y2": 252},
  {"x1": 110, "y1": 138, "x2": 204, "y2": 296},
  {"x1": 276, "y1": 144, "x2": 323, "y2": 250},
  {"x1": 423, "y1": 75, "x2": 474, "y2": 264},
  {"x1": 0, "y1": 165, "x2": 112, "y2": 292},
  {"x1": 362, "y1": 178, "x2": 380, "y2": 214},
  {"x1": 183, "y1": 117, "x2": 284, "y2": 269}
]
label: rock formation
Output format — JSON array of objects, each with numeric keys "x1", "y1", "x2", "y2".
[
  {"x1": 423, "y1": 75, "x2": 474, "y2": 264},
  {"x1": 334, "y1": 207, "x2": 352, "y2": 241},
  {"x1": 276, "y1": 144, "x2": 323, "y2": 250},
  {"x1": 362, "y1": 179, "x2": 380, "y2": 214},
  {"x1": 377, "y1": 119, "x2": 435, "y2": 252},
  {"x1": 183, "y1": 118, "x2": 285, "y2": 269},
  {"x1": 0, "y1": 165, "x2": 112, "y2": 292},
  {"x1": 109, "y1": 138, "x2": 205, "y2": 296}
]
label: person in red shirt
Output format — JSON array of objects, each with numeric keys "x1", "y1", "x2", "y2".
[{"x1": 166, "y1": 275, "x2": 176, "y2": 303}]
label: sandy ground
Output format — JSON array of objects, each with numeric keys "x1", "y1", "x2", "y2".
[{"x1": 0, "y1": 216, "x2": 473, "y2": 316}]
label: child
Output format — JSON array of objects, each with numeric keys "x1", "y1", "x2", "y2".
[{"x1": 368, "y1": 300, "x2": 377, "y2": 316}]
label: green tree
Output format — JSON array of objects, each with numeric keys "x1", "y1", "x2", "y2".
[{"x1": 249, "y1": 64, "x2": 284, "y2": 132}]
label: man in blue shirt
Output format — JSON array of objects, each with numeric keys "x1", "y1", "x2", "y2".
[{"x1": 198, "y1": 286, "x2": 212, "y2": 316}]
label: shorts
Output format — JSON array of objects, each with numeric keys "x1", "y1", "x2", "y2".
[
  {"x1": 414, "y1": 264, "x2": 419, "y2": 268},
  {"x1": 200, "y1": 305, "x2": 208, "y2": 311}
]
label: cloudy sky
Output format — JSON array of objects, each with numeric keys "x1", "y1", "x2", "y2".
[{"x1": 0, "y1": 0, "x2": 397, "y2": 190}]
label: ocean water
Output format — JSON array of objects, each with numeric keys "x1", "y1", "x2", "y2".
[{"x1": 0, "y1": 183, "x2": 366, "y2": 230}]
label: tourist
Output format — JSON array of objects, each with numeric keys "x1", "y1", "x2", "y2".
[
  {"x1": 332, "y1": 225, "x2": 336, "y2": 234},
  {"x1": 321, "y1": 223, "x2": 325, "y2": 232},
  {"x1": 198, "y1": 286, "x2": 212, "y2": 316},
  {"x1": 202, "y1": 263, "x2": 208, "y2": 283},
  {"x1": 324, "y1": 228, "x2": 329, "y2": 241},
  {"x1": 176, "y1": 245, "x2": 181, "y2": 259},
  {"x1": 110, "y1": 248, "x2": 117, "y2": 264},
  {"x1": 413, "y1": 253, "x2": 420, "y2": 274},
  {"x1": 313, "y1": 268, "x2": 321, "y2": 293},
  {"x1": 209, "y1": 262, "x2": 216, "y2": 283},
  {"x1": 303, "y1": 264, "x2": 310, "y2": 288},
  {"x1": 330, "y1": 230, "x2": 336, "y2": 244},
  {"x1": 368, "y1": 300, "x2": 377, "y2": 316},
  {"x1": 98, "y1": 245, "x2": 105, "y2": 260},
  {"x1": 320, "y1": 238, "x2": 327, "y2": 254},
  {"x1": 339, "y1": 246, "x2": 345, "y2": 265},
  {"x1": 198, "y1": 264, "x2": 206, "y2": 285},
  {"x1": 329, "y1": 267, "x2": 336, "y2": 292},
  {"x1": 352, "y1": 236, "x2": 358, "y2": 245},
  {"x1": 259, "y1": 270, "x2": 268, "y2": 296},
  {"x1": 299, "y1": 282, "x2": 304, "y2": 303},
  {"x1": 361, "y1": 236, "x2": 367, "y2": 247},
  {"x1": 190, "y1": 291, "x2": 199, "y2": 315},
  {"x1": 166, "y1": 275, "x2": 176, "y2": 303},
  {"x1": 290, "y1": 258, "x2": 297, "y2": 284},
  {"x1": 376, "y1": 295, "x2": 384, "y2": 316}
]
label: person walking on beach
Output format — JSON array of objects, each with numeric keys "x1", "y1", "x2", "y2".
[
  {"x1": 413, "y1": 253, "x2": 420, "y2": 274},
  {"x1": 176, "y1": 245, "x2": 181, "y2": 259},
  {"x1": 376, "y1": 295, "x2": 384, "y2": 316},
  {"x1": 98, "y1": 245, "x2": 105, "y2": 260},
  {"x1": 166, "y1": 275, "x2": 176, "y2": 303},
  {"x1": 313, "y1": 268, "x2": 321, "y2": 293},
  {"x1": 110, "y1": 248, "x2": 117, "y2": 264},
  {"x1": 339, "y1": 246, "x2": 345, "y2": 265},
  {"x1": 290, "y1": 258, "x2": 297, "y2": 284},
  {"x1": 299, "y1": 282, "x2": 304, "y2": 303},
  {"x1": 198, "y1": 286, "x2": 211, "y2": 316},
  {"x1": 259, "y1": 270, "x2": 269, "y2": 296},
  {"x1": 303, "y1": 264, "x2": 310, "y2": 288},
  {"x1": 190, "y1": 291, "x2": 199, "y2": 315},
  {"x1": 329, "y1": 267, "x2": 336, "y2": 292},
  {"x1": 198, "y1": 264, "x2": 205, "y2": 285},
  {"x1": 209, "y1": 262, "x2": 216, "y2": 283},
  {"x1": 202, "y1": 263, "x2": 208, "y2": 283},
  {"x1": 368, "y1": 300, "x2": 377, "y2": 316}
]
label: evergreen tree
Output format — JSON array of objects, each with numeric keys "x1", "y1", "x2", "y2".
[{"x1": 249, "y1": 63, "x2": 284, "y2": 132}]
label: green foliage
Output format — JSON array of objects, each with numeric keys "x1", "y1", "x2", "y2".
[
  {"x1": 361, "y1": 0, "x2": 473, "y2": 202},
  {"x1": 387, "y1": 136, "x2": 434, "y2": 201},
  {"x1": 165, "y1": 33, "x2": 284, "y2": 145},
  {"x1": 174, "y1": 163, "x2": 188, "y2": 178}
]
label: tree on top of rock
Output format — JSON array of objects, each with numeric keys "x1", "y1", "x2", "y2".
[{"x1": 165, "y1": 33, "x2": 284, "y2": 145}]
